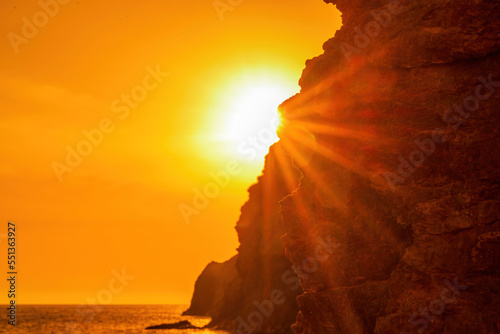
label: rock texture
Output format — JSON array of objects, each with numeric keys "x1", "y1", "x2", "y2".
[
  {"x1": 278, "y1": 0, "x2": 500, "y2": 333},
  {"x1": 187, "y1": 0, "x2": 500, "y2": 333},
  {"x1": 185, "y1": 143, "x2": 302, "y2": 333}
]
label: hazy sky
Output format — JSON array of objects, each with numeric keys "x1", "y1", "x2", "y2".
[{"x1": 0, "y1": 0, "x2": 340, "y2": 304}]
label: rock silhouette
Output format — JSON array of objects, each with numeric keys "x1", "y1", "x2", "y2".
[
  {"x1": 185, "y1": 144, "x2": 302, "y2": 333},
  {"x1": 183, "y1": 256, "x2": 238, "y2": 317},
  {"x1": 145, "y1": 320, "x2": 199, "y2": 330}
]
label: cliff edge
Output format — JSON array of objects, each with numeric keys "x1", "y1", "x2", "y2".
[{"x1": 185, "y1": 143, "x2": 302, "y2": 333}]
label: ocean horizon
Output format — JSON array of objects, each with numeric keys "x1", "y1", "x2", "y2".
[{"x1": 0, "y1": 304, "x2": 229, "y2": 334}]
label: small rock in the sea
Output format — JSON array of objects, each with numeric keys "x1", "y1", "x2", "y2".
[{"x1": 145, "y1": 320, "x2": 199, "y2": 330}]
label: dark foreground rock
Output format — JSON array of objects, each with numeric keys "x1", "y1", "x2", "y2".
[
  {"x1": 146, "y1": 320, "x2": 199, "y2": 330},
  {"x1": 183, "y1": 256, "x2": 239, "y2": 317},
  {"x1": 279, "y1": 0, "x2": 500, "y2": 333}
]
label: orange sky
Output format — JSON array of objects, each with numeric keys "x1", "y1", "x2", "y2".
[{"x1": 0, "y1": 0, "x2": 340, "y2": 304}]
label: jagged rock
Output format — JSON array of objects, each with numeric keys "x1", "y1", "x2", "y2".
[
  {"x1": 185, "y1": 144, "x2": 302, "y2": 333},
  {"x1": 279, "y1": 0, "x2": 500, "y2": 333}
]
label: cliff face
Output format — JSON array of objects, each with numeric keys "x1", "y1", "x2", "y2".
[
  {"x1": 186, "y1": 143, "x2": 302, "y2": 333},
  {"x1": 187, "y1": 0, "x2": 500, "y2": 333},
  {"x1": 279, "y1": 0, "x2": 500, "y2": 333},
  {"x1": 228, "y1": 143, "x2": 303, "y2": 333}
]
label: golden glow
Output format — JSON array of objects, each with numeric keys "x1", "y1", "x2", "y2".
[
  {"x1": 213, "y1": 72, "x2": 298, "y2": 163},
  {"x1": 0, "y1": 0, "x2": 341, "y2": 305}
]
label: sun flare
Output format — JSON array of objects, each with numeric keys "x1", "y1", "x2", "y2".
[
  {"x1": 222, "y1": 85, "x2": 285, "y2": 142},
  {"x1": 213, "y1": 73, "x2": 298, "y2": 164}
]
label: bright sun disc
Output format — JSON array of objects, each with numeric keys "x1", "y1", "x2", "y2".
[
  {"x1": 214, "y1": 74, "x2": 298, "y2": 164},
  {"x1": 223, "y1": 85, "x2": 285, "y2": 142}
]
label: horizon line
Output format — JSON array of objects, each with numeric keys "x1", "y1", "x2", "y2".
[{"x1": 0, "y1": 303, "x2": 190, "y2": 306}]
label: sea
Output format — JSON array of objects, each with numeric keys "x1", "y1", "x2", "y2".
[{"x1": 0, "y1": 305, "x2": 229, "y2": 334}]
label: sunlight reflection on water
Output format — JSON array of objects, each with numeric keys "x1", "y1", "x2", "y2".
[{"x1": 0, "y1": 305, "x2": 229, "y2": 334}]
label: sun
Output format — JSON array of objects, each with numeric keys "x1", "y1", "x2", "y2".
[
  {"x1": 222, "y1": 84, "x2": 288, "y2": 141},
  {"x1": 214, "y1": 73, "x2": 298, "y2": 164}
]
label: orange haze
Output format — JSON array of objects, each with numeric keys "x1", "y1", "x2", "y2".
[{"x1": 0, "y1": 0, "x2": 340, "y2": 304}]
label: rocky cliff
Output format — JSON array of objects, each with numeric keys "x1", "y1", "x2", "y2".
[
  {"x1": 185, "y1": 143, "x2": 302, "y2": 333},
  {"x1": 187, "y1": 0, "x2": 500, "y2": 333},
  {"x1": 279, "y1": 0, "x2": 500, "y2": 333}
]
